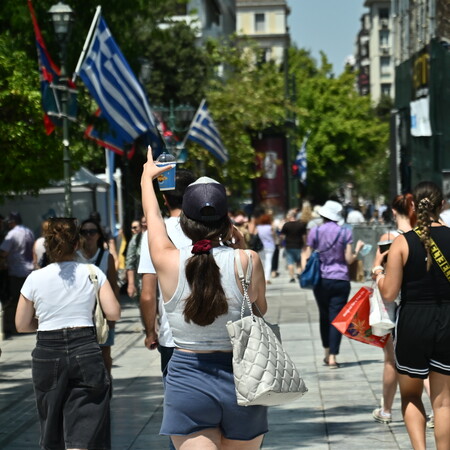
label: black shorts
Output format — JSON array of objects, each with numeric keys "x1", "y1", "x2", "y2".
[{"x1": 394, "y1": 302, "x2": 450, "y2": 378}]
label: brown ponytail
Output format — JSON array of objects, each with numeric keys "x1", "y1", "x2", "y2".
[{"x1": 180, "y1": 213, "x2": 233, "y2": 326}]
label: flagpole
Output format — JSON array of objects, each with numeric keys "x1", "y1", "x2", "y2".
[
  {"x1": 72, "y1": 5, "x2": 101, "y2": 82},
  {"x1": 180, "y1": 98, "x2": 205, "y2": 148}
]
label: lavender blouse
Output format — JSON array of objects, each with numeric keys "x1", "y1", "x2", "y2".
[{"x1": 306, "y1": 222, "x2": 353, "y2": 281}]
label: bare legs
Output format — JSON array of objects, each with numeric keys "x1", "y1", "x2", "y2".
[
  {"x1": 398, "y1": 374, "x2": 427, "y2": 450},
  {"x1": 171, "y1": 428, "x2": 264, "y2": 450},
  {"x1": 429, "y1": 371, "x2": 450, "y2": 449},
  {"x1": 382, "y1": 336, "x2": 397, "y2": 415}
]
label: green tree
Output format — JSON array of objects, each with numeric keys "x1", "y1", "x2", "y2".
[
  {"x1": 0, "y1": 33, "x2": 62, "y2": 197},
  {"x1": 180, "y1": 40, "x2": 292, "y2": 197},
  {"x1": 289, "y1": 47, "x2": 389, "y2": 203}
]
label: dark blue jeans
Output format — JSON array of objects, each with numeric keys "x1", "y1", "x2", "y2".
[
  {"x1": 313, "y1": 279, "x2": 351, "y2": 355},
  {"x1": 32, "y1": 327, "x2": 111, "y2": 450}
]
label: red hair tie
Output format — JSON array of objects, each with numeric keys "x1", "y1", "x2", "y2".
[{"x1": 192, "y1": 239, "x2": 212, "y2": 255}]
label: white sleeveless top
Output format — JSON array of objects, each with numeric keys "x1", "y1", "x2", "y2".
[{"x1": 164, "y1": 246, "x2": 245, "y2": 351}]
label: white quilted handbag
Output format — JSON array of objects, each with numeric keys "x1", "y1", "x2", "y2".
[{"x1": 226, "y1": 250, "x2": 308, "y2": 407}]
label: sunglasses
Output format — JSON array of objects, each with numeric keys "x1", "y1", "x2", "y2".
[
  {"x1": 80, "y1": 229, "x2": 98, "y2": 236},
  {"x1": 131, "y1": 226, "x2": 140, "y2": 230}
]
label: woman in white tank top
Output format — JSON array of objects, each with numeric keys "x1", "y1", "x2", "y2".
[{"x1": 141, "y1": 147, "x2": 269, "y2": 450}]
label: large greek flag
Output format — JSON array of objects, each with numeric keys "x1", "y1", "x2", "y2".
[
  {"x1": 78, "y1": 16, "x2": 157, "y2": 144},
  {"x1": 185, "y1": 99, "x2": 229, "y2": 163}
]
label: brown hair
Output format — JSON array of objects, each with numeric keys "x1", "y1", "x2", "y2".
[
  {"x1": 179, "y1": 213, "x2": 233, "y2": 326},
  {"x1": 392, "y1": 193, "x2": 416, "y2": 227},
  {"x1": 44, "y1": 218, "x2": 79, "y2": 262},
  {"x1": 413, "y1": 181, "x2": 443, "y2": 270},
  {"x1": 256, "y1": 213, "x2": 272, "y2": 225}
]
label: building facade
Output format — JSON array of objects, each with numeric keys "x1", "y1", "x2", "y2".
[
  {"x1": 391, "y1": 0, "x2": 450, "y2": 196},
  {"x1": 355, "y1": 0, "x2": 395, "y2": 102},
  {"x1": 236, "y1": 0, "x2": 290, "y2": 65}
]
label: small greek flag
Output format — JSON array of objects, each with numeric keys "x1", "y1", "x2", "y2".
[
  {"x1": 185, "y1": 99, "x2": 229, "y2": 163},
  {"x1": 78, "y1": 16, "x2": 158, "y2": 145},
  {"x1": 295, "y1": 132, "x2": 310, "y2": 184}
]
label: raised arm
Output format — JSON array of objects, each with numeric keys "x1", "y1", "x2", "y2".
[{"x1": 141, "y1": 146, "x2": 179, "y2": 299}]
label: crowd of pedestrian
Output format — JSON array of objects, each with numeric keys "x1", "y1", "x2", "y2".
[{"x1": 3, "y1": 163, "x2": 450, "y2": 450}]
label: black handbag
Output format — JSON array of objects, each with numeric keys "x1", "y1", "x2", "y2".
[{"x1": 249, "y1": 233, "x2": 263, "y2": 252}]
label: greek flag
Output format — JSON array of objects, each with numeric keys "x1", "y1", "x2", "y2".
[
  {"x1": 295, "y1": 132, "x2": 310, "y2": 184},
  {"x1": 185, "y1": 99, "x2": 229, "y2": 163},
  {"x1": 78, "y1": 16, "x2": 157, "y2": 144}
]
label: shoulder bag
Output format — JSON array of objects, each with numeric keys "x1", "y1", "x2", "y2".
[
  {"x1": 300, "y1": 227, "x2": 343, "y2": 289},
  {"x1": 226, "y1": 249, "x2": 308, "y2": 406},
  {"x1": 87, "y1": 264, "x2": 109, "y2": 344},
  {"x1": 248, "y1": 233, "x2": 264, "y2": 252}
]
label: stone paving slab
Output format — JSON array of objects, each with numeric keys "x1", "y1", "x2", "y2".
[{"x1": 0, "y1": 273, "x2": 437, "y2": 449}]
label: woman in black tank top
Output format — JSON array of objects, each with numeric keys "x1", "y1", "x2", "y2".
[{"x1": 373, "y1": 181, "x2": 450, "y2": 450}]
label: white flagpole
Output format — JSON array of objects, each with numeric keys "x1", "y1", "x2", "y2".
[
  {"x1": 180, "y1": 98, "x2": 205, "y2": 148},
  {"x1": 72, "y1": 5, "x2": 102, "y2": 82}
]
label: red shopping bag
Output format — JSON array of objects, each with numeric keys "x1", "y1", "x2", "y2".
[{"x1": 332, "y1": 287, "x2": 390, "y2": 348}]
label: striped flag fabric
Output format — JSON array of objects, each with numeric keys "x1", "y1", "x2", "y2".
[
  {"x1": 84, "y1": 108, "x2": 135, "y2": 158},
  {"x1": 185, "y1": 99, "x2": 229, "y2": 163},
  {"x1": 295, "y1": 132, "x2": 310, "y2": 184},
  {"x1": 78, "y1": 16, "x2": 158, "y2": 147},
  {"x1": 27, "y1": 0, "x2": 61, "y2": 135}
]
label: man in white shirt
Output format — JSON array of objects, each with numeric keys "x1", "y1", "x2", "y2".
[
  {"x1": 0, "y1": 212, "x2": 34, "y2": 334},
  {"x1": 138, "y1": 169, "x2": 195, "y2": 375},
  {"x1": 346, "y1": 206, "x2": 366, "y2": 225}
]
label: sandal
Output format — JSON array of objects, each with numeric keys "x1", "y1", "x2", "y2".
[
  {"x1": 323, "y1": 357, "x2": 329, "y2": 366},
  {"x1": 329, "y1": 362, "x2": 340, "y2": 369}
]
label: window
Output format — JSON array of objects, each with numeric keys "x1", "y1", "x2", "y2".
[
  {"x1": 255, "y1": 13, "x2": 265, "y2": 32},
  {"x1": 379, "y1": 30, "x2": 390, "y2": 47},
  {"x1": 379, "y1": 8, "x2": 389, "y2": 19},
  {"x1": 381, "y1": 83, "x2": 391, "y2": 97},
  {"x1": 380, "y1": 56, "x2": 391, "y2": 77}
]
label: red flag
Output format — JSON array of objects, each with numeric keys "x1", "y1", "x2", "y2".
[
  {"x1": 28, "y1": 0, "x2": 59, "y2": 134},
  {"x1": 28, "y1": 0, "x2": 76, "y2": 135}
]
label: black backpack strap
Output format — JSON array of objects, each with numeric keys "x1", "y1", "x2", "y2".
[{"x1": 94, "y1": 248, "x2": 105, "y2": 267}]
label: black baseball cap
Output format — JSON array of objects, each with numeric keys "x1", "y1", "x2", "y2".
[{"x1": 182, "y1": 177, "x2": 228, "y2": 222}]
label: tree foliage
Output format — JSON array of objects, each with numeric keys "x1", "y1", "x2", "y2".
[
  {"x1": 180, "y1": 40, "x2": 291, "y2": 197},
  {"x1": 0, "y1": 33, "x2": 62, "y2": 196},
  {"x1": 290, "y1": 47, "x2": 390, "y2": 203},
  {"x1": 0, "y1": 0, "x2": 391, "y2": 206}
]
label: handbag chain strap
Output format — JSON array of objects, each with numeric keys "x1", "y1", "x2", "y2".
[
  {"x1": 234, "y1": 249, "x2": 256, "y2": 320},
  {"x1": 414, "y1": 227, "x2": 450, "y2": 282}
]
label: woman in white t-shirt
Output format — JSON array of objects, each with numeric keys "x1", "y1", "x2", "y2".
[{"x1": 15, "y1": 218, "x2": 120, "y2": 450}]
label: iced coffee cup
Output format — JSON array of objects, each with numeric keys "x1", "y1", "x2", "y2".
[{"x1": 156, "y1": 152, "x2": 176, "y2": 191}]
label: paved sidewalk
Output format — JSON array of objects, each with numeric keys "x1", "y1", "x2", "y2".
[{"x1": 0, "y1": 269, "x2": 436, "y2": 449}]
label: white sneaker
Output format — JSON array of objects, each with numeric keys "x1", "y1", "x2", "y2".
[{"x1": 372, "y1": 407, "x2": 392, "y2": 424}]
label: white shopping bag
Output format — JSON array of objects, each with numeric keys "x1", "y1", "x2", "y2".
[{"x1": 369, "y1": 286, "x2": 395, "y2": 337}]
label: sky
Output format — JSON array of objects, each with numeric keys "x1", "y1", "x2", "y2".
[{"x1": 287, "y1": 0, "x2": 367, "y2": 74}]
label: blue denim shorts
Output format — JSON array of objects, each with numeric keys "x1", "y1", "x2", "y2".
[
  {"x1": 285, "y1": 248, "x2": 301, "y2": 266},
  {"x1": 160, "y1": 350, "x2": 268, "y2": 440},
  {"x1": 32, "y1": 327, "x2": 111, "y2": 450}
]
